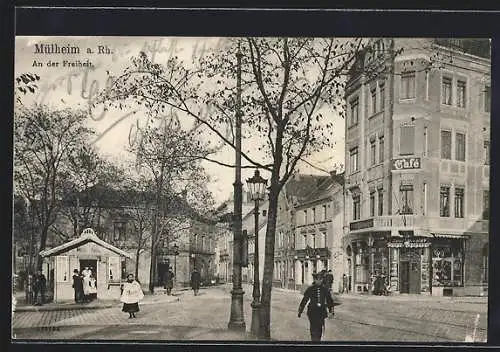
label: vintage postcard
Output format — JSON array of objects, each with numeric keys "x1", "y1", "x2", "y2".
[{"x1": 12, "y1": 34, "x2": 490, "y2": 343}]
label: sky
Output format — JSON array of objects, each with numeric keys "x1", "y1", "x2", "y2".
[{"x1": 14, "y1": 36, "x2": 346, "y2": 204}]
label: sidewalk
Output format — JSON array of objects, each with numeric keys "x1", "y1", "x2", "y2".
[
  {"x1": 14, "y1": 289, "x2": 181, "y2": 312},
  {"x1": 236, "y1": 283, "x2": 487, "y2": 305}
]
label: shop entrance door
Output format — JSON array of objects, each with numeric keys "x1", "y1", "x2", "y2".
[
  {"x1": 409, "y1": 261, "x2": 421, "y2": 294},
  {"x1": 400, "y1": 261, "x2": 410, "y2": 293},
  {"x1": 80, "y1": 259, "x2": 97, "y2": 280}
]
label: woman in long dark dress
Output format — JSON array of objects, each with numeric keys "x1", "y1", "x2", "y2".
[{"x1": 120, "y1": 274, "x2": 144, "y2": 318}]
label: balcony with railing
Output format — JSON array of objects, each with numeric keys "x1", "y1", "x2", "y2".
[
  {"x1": 349, "y1": 214, "x2": 487, "y2": 235},
  {"x1": 349, "y1": 215, "x2": 426, "y2": 233}
]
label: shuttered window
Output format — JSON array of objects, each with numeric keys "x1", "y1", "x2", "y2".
[{"x1": 400, "y1": 125, "x2": 415, "y2": 155}]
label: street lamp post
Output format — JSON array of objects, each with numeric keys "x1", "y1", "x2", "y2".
[
  {"x1": 228, "y1": 40, "x2": 246, "y2": 332},
  {"x1": 246, "y1": 169, "x2": 268, "y2": 338},
  {"x1": 173, "y1": 244, "x2": 179, "y2": 285}
]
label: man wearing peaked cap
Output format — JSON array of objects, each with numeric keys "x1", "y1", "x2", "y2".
[{"x1": 298, "y1": 271, "x2": 335, "y2": 341}]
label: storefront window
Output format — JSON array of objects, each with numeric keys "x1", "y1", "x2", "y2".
[{"x1": 431, "y1": 244, "x2": 463, "y2": 287}]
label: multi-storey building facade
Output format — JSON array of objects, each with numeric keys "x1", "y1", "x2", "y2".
[
  {"x1": 344, "y1": 38, "x2": 490, "y2": 296},
  {"x1": 213, "y1": 191, "x2": 256, "y2": 284},
  {"x1": 291, "y1": 173, "x2": 345, "y2": 291}
]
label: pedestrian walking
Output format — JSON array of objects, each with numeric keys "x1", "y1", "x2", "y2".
[
  {"x1": 324, "y1": 270, "x2": 334, "y2": 291},
  {"x1": 164, "y1": 267, "x2": 175, "y2": 295},
  {"x1": 120, "y1": 273, "x2": 144, "y2": 319},
  {"x1": 72, "y1": 269, "x2": 84, "y2": 303},
  {"x1": 32, "y1": 270, "x2": 47, "y2": 305},
  {"x1": 342, "y1": 274, "x2": 348, "y2": 294},
  {"x1": 191, "y1": 268, "x2": 201, "y2": 296},
  {"x1": 298, "y1": 272, "x2": 334, "y2": 341}
]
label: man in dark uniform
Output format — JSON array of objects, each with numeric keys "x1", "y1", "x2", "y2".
[
  {"x1": 72, "y1": 269, "x2": 84, "y2": 303},
  {"x1": 164, "y1": 267, "x2": 175, "y2": 295},
  {"x1": 298, "y1": 272, "x2": 335, "y2": 341}
]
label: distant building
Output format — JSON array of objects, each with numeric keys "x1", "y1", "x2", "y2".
[
  {"x1": 15, "y1": 187, "x2": 218, "y2": 291},
  {"x1": 343, "y1": 38, "x2": 490, "y2": 296},
  {"x1": 289, "y1": 173, "x2": 345, "y2": 292}
]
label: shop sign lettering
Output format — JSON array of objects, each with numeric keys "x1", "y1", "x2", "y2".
[{"x1": 392, "y1": 157, "x2": 421, "y2": 170}]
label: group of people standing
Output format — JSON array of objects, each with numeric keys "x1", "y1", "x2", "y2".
[
  {"x1": 72, "y1": 267, "x2": 97, "y2": 303},
  {"x1": 32, "y1": 270, "x2": 47, "y2": 305}
]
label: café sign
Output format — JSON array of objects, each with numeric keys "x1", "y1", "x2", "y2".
[{"x1": 392, "y1": 157, "x2": 421, "y2": 170}]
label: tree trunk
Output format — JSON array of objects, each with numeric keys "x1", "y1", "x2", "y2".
[
  {"x1": 260, "y1": 184, "x2": 280, "y2": 340},
  {"x1": 135, "y1": 248, "x2": 141, "y2": 280},
  {"x1": 149, "y1": 238, "x2": 157, "y2": 293},
  {"x1": 36, "y1": 225, "x2": 49, "y2": 271}
]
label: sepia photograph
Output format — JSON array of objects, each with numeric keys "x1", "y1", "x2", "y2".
[{"x1": 12, "y1": 34, "x2": 490, "y2": 343}]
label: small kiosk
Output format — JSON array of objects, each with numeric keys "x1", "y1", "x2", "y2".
[{"x1": 39, "y1": 228, "x2": 133, "y2": 303}]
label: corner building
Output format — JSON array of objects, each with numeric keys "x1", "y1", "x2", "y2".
[{"x1": 343, "y1": 38, "x2": 490, "y2": 296}]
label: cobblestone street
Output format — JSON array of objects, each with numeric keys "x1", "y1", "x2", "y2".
[{"x1": 12, "y1": 285, "x2": 487, "y2": 342}]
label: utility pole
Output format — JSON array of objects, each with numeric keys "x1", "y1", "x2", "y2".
[{"x1": 228, "y1": 40, "x2": 246, "y2": 332}]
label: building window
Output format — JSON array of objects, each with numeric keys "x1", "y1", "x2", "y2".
[
  {"x1": 380, "y1": 83, "x2": 385, "y2": 110},
  {"x1": 370, "y1": 139, "x2": 376, "y2": 166},
  {"x1": 483, "y1": 191, "x2": 489, "y2": 220},
  {"x1": 311, "y1": 208, "x2": 316, "y2": 223},
  {"x1": 441, "y1": 130, "x2": 452, "y2": 159},
  {"x1": 440, "y1": 186, "x2": 450, "y2": 217},
  {"x1": 321, "y1": 231, "x2": 327, "y2": 248},
  {"x1": 371, "y1": 88, "x2": 377, "y2": 115},
  {"x1": 303, "y1": 210, "x2": 307, "y2": 225},
  {"x1": 442, "y1": 77, "x2": 452, "y2": 105},
  {"x1": 322, "y1": 205, "x2": 327, "y2": 221},
  {"x1": 485, "y1": 86, "x2": 491, "y2": 113},
  {"x1": 350, "y1": 98, "x2": 359, "y2": 126},
  {"x1": 484, "y1": 141, "x2": 490, "y2": 165},
  {"x1": 370, "y1": 191, "x2": 376, "y2": 217},
  {"x1": 456, "y1": 132, "x2": 466, "y2": 161},
  {"x1": 312, "y1": 234, "x2": 316, "y2": 248},
  {"x1": 457, "y1": 80, "x2": 466, "y2": 108},
  {"x1": 454, "y1": 188, "x2": 465, "y2": 218},
  {"x1": 350, "y1": 147, "x2": 359, "y2": 173},
  {"x1": 424, "y1": 127, "x2": 428, "y2": 157},
  {"x1": 400, "y1": 185, "x2": 414, "y2": 214},
  {"x1": 303, "y1": 234, "x2": 307, "y2": 248},
  {"x1": 378, "y1": 189, "x2": 383, "y2": 216},
  {"x1": 432, "y1": 246, "x2": 463, "y2": 287},
  {"x1": 113, "y1": 221, "x2": 126, "y2": 241},
  {"x1": 379, "y1": 136, "x2": 384, "y2": 163},
  {"x1": 400, "y1": 125, "x2": 415, "y2": 155},
  {"x1": 353, "y1": 194, "x2": 361, "y2": 220},
  {"x1": 400, "y1": 71, "x2": 416, "y2": 99}
]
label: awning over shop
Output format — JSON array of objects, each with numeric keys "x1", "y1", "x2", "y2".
[
  {"x1": 431, "y1": 233, "x2": 470, "y2": 239},
  {"x1": 390, "y1": 229, "x2": 432, "y2": 238}
]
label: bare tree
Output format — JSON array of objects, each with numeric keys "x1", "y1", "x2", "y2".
[
  {"x1": 127, "y1": 114, "x2": 216, "y2": 293},
  {"x1": 14, "y1": 105, "x2": 94, "y2": 270}
]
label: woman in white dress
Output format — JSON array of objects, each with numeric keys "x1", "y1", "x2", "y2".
[
  {"x1": 88, "y1": 275, "x2": 97, "y2": 301},
  {"x1": 120, "y1": 273, "x2": 144, "y2": 318},
  {"x1": 82, "y1": 270, "x2": 91, "y2": 302}
]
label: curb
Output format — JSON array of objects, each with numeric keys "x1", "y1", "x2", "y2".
[{"x1": 14, "y1": 303, "x2": 117, "y2": 312}]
